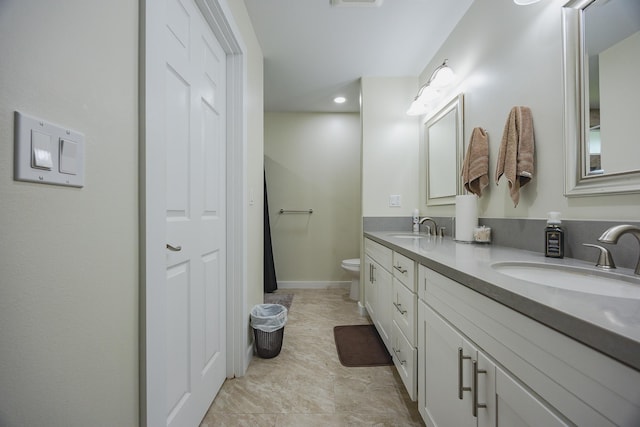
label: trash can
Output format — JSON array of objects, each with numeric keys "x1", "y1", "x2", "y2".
[{"x1": 250, "y1": 304, "x2": 288, "y2": 358}]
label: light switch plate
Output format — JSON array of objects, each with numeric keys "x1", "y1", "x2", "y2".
[
  {"x1": 389, "y1": 194, "x2": 401, "y2": 207},
  {"x1": 14, "y1": 111, "x2": 84, "y2": 187}
]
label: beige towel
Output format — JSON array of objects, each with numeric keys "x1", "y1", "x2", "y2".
[
  {"x1": 495, "y1": 106, "x2": 534, "y2": 207},
  {"x1": 461, "y1": 127, "x2": 489, "y2": 197}
]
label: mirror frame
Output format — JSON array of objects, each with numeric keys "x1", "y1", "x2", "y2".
[
  {"x1": 562, "y1": 0, "x2": 640, "y2": 197},
  {"x1": 424, "y1": 93, "x2": 464, "y2": 206}
]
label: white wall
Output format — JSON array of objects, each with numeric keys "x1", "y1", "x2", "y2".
[
  {"x1": 416, "y1": 0, "x2": 640, "y2": 220},
  {"x1": 362, "y1": 77, "x2": 420, "y2": 217},
  {"x1": 0, "y1": 0, "x2": 264, "y2": 425},
  {"x1": 264, "y1": 112, "x2": 361, "y2": 283},
  {"x1": 0, "y1": 1, "x2": 139, "y2": 426}
]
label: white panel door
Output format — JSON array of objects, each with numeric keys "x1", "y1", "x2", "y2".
[{"x1": 164, "y1": 0, "x2": 227, "y2": 425}]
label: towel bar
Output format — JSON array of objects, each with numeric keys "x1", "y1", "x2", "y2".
[{"x1": 279, "y1": 209, "x2": 313, "y2": 214}]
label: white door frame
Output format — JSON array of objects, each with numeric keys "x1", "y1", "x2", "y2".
[{"x1": 140, "y1": 0, "x2": 247, "y2": 425}]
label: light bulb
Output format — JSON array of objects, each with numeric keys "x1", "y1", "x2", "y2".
[{"x1": 431, "y1": 66, "x2": 454, "y2": 88}]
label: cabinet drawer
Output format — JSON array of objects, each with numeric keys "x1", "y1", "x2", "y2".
[
  {"x1": 364, "y1": 238, "x2": 392, "y2": 272},
  {"x1": 392, "y1": 277, "x2": 417, "y2": 345},
  {"x1": 392, "y1": 321, "x2": 417, "y2": 401},
  {"x1": 392, "y1": 251, "x2": 416, "y2": 291}
]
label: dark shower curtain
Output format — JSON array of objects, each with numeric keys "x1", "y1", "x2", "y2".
[{"x1": 264, "y1": 170, "x2": 278, "y2": 293}]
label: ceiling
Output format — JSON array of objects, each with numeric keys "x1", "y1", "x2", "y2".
[{"x1": 243, "y1": 0, "x2": 474, "y2": 113}]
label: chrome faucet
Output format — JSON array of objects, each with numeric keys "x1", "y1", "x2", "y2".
[
  {"x1": 598, "y1": 224, "x2": 640, "y2": 275},
  {"x1": 419, "y1": 217, "x2": 437, "y2": 236}
]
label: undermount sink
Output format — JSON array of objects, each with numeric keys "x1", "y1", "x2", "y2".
[
  {"x1": 388, "y1": 233, "x2": 429, "y2": 239},
  {"x1": 491, "y1": 261, "x2": 640, "y2": 299}
]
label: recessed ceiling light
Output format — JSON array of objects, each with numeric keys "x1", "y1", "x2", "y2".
[{"x1": 334, "y1": 96, "x2": 347, "y2": 104}]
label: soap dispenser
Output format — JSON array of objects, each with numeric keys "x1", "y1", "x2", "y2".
[
  {"x1": 412, "y1": 208, "x2": 419, "y2": 232},
  {"x1": 545, "y1": 211, "x2": 565, "y2": 258}
]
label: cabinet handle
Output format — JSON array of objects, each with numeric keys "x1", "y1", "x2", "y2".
[
  {"x1": 393, "y1": 264, "x2": 407, "y2": 274},
  {"x1": 393, "y1": 302, "x2": 407, "y2": 315},
  {"x1": 369, "y1": 264, "x2": 373, "y2": 283},
  {"x1": 391, "y1": 347, "x2": 406, "y2": 365},
  {"x1": 458, "y1": 347, "x2": 472, "y2": 399},
  {"x1": 472, "y1": 360, "x2": 487, "y2": 417}
]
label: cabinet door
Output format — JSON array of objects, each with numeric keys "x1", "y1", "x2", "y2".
[
  {"x1": 364, "y1": 255, "x2": 376, "y2": 321},
  {"x1": 495, "y1": 364, "x2": 569, "y2": 427},
  {"x1": 418, "y1": 301, "x2": 476, "y2": 427},
  {"x1": 418, "y1": 264, "x2": 429, "y2": 302},
  {"x1": 475, "y1": 351, "x2": 496, "y2": 427},
  {"x1": 374, "y1": 263, "x2": 393, "y2": 353}
]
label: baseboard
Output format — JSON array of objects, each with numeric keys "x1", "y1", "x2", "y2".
[
  {"x1": 358, "y1": 301, "x2": 368, "y2": 317},
  {"x1": 277, "y1": 281, "x2": 350, "y2": 290},
  {"x1": 243, "y1": 341, "x2": 253, "y2": 375}
]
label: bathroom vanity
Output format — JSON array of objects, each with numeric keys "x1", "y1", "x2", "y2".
[
  {"x1": 364, "y1": 237, "x2": 418, "y2": 399},
  {"x1": 363, "y1": 232, "x2": 640, "y2": 427}
]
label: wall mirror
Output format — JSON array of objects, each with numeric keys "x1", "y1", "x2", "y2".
[
  {"x1": 562, "y1": 0, "x2": 640, "y2": 196},
  {"x1": 425, "y1": 93, "x2": 464, "y2": 206}
]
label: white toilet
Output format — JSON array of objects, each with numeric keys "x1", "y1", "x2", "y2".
[{"x1": 341, "y1": 258, "x2": 361, "y2": 301}]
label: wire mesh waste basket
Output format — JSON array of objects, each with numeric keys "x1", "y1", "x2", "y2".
[{"x1": 250, "y1": 304, "x2": 288, "y2": 358}]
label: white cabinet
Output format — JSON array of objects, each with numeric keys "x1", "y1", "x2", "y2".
[
  {"x1": 419, "y1": 265, "x2": 640, "y2": 426},
  {"x1": 391, "y1": 320, "x2": 417, "y2": 399},
  {"x1": 392, "y1": 277, "x2": 416, "y2": 344},
  {"x1": 392, "y1": 251, "x2": 416, "y2": 291},
  {"x1": 364, "y1": 255, "x2": 377, "y2": 321},
  {"x1": 365, "y1": 238, "x2": 418, "y2": 400},
  {"x1": 391, "y1": 249, "x2": 418, "y2": 400},
  {"x1": 364, "y1": 239, "x2": 393, "y2": 352},
  {"x1": 418, "y1": 301, "x2": 567, "y2": 427}
]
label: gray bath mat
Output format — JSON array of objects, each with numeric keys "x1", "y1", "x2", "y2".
[{"x1": 264, "y1": 292, "x2": 293, "y2": 311}]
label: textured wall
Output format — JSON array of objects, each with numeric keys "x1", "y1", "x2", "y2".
[
  {"x1": 265, "y1": 112, "x2": 361, "y2": 283},
  {"x1": 0, "y1": 0, "x2": 139, "y2": 425},
  {"x1": 361, "y1": 77, "x2": 420, "y2": 217},
  {"x1": 417, "y1": 0, "x2": 640, "y2": 220}
]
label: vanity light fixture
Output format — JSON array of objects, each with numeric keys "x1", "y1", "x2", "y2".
[
  {"x1": 334, "y1": 96, "x2": 346, "y2": 104},
  {"x1": 407, "y1": 59, "x2": 455, "y2": 116},
  {"x1": 513, "y1": 0, "x2": 542, "y2": 5}
]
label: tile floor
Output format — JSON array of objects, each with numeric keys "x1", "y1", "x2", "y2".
[{"x1": 200, "y1": 288, "x2": 425, "y2": 426}]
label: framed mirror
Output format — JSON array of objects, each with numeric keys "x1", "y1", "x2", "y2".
[
  {"x1": 562, "y1": 0, "x2": 640, "y2": 196},
  {"x1": 425, "y1": 94, "x2": 464, "y2": 206}
]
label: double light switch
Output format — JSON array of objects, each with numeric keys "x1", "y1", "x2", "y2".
[{"x1": 15, "y1": 111, "x2": 84, "y2": 187}]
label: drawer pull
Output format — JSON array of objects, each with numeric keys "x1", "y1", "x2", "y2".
[
  {"x1": 458, "y1": 347, "x2": 472, "y2": 399},
  {"x1": 472, "y1": 360, "x2": 487, "y2": 417},
  {"x1": 391, "y1": 347, "x2": 406, "y2": 365},
  {"x1": 393, "y1": 264, "x2": 408, "y2": 274},
  {"x1": 393, "y1": 302, "x2": 407, "y2": 315}
]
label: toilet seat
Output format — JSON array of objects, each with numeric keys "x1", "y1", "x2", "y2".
[{"x1": 342, "y1": 258, "x2": 360, "y2": 268}]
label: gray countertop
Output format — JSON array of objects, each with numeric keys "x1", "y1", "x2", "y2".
[{"x1": 364, "y1": 231, "x2": 640, "y2": 372}]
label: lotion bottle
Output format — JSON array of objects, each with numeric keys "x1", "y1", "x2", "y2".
[
  {"x1": 412, "y1": 208, "x2": 419, "y2": 232},
  {"x1": 545, "y1": 211, "x2": 565, "y2": 258}
]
